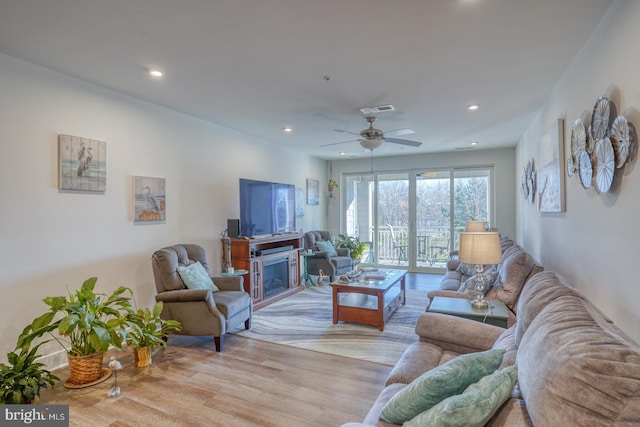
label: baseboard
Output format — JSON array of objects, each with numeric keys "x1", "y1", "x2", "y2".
[{"x1": 38, "y1": 348, "x2": 69, "y2": 372}]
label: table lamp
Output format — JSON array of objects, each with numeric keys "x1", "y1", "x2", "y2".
[
  {"x1": 465, "y1": 221, "x2": 487, "y2": 232},
  {"x1": 458, "y1": 232, "x2": 502, "y2": 309}
]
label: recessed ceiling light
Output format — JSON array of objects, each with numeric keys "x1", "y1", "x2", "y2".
[
  {"x1": 470, "y1": 141, "x2": 478, "y2": 146},
  {"x1": 282, "y1": 127, "x2": 293, "y2": 133},
  {"x1": 147, "y1": 69, "x2": 164, "y2": 78},
  {"x1": 339, "y1": 152, "x2": 347, "y2": 156},
  {"x1": 467, "y1": 104, "x2": 479, "y2": 110}
]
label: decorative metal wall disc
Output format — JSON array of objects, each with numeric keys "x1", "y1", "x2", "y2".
[
  {"x1": 578, "y1": 149, "x2": 593, "y2": 189},
  {"x1": 610, "y1": 115, "x2": 630, "y2": 168},
  {"x1": 570, "y1": 118, "x2": 586, "y2": 163},
  {"x1": 566, "y1": 155, "x2": 576, "y2": 177},
  {"x1": 591, "y1": 96, "x2": 610, "y2": 143},
  {"x1": 594, "y1": 137, "x2": 615, "y2": 193}
]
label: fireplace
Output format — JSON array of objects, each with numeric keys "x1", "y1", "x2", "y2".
[{"x1": 262, "y1": 256, "x2": 289, "y2": 299}]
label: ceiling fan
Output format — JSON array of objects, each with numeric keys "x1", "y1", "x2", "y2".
[{"x1": 322, "y1": 116, "x2": 423, "y2": 150}]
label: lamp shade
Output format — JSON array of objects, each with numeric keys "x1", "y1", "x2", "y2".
[
  {"x1": 458, "y1": 232, "x2": 502, "y2": 265},
  {"x1": 465, "y1": 221, "x2": 487, "y2": 232}
]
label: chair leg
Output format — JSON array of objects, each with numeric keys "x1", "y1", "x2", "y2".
[
  {"x1": 214, "y1": 335, "x2": 223, "y2": 352},
  {"x1": 245, "y1": 318, "x2": 251, "y2": 329}
]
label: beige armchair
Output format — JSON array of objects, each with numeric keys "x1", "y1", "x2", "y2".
[{"x1": 151, "y1": 243, "x2": 252, "y2": 352}]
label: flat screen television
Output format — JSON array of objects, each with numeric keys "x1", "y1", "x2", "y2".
[{"x1": 239, "y1": 178, "x2": 296, "y2": 237}]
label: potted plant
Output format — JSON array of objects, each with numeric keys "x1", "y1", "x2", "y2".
[
  {"x1": 17, "y1": 277, "x2": 135, "y2": 386},
  {"x1": 328, "y1": 179, "x2": 339, "y2": 198},
  {"x1": 0, "y1": 342, "x2": 59, "y2": 404},
  {"x1": 335, "y1": 234, "x2": 369, "y2": 263},
  {"x1": 125, "y1": 301, "x2": 181, "y2": 368}
]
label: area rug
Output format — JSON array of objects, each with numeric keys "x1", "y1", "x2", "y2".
[{"x1": 232, "y1": 285, "x2": 428, "y2": 366}]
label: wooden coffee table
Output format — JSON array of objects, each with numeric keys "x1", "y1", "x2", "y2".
[
  {"x1": 428, "y1": 296, "x2": 509, "y2": 328},
  {"x1": 329, "y1": 269, "x2": 406, "y2": 331}
]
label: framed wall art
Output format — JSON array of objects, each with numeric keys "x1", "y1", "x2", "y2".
[
  {"x1": 58, "y1": 134, "x2": 106, "y2": 192},
  {"x1": 536, "y1": 119, "x2": 565, "y2": 212},
  {"x1": 306, "y1": 178, "x2": 319, "y2": 205},
  {"x1": 295, "y1": 188, "x2": 305, "y2": 216},
  {"x1": 133, "y1": 176, "x2": 166, "y2": 222}
]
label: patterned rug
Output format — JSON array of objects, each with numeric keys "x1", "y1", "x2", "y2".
[{"x1": 232, "y1": 285, "x2": 428, "y2": 366}]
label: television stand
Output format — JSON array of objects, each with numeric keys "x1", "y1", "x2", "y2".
[{"x1": 223, "y1": 233, "x2": 304, "y2": 309}]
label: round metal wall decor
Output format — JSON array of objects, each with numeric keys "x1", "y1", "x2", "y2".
[
  {"x1": 594, "y1": 137, "x2": 615, "y2": 193},
  {"x1": 578, "y1": 149, "x2": 593, "y2": 189},
  {"x1": 570, "y1": 118, "x2": 586, "y2": 163},
  {"x1": 610, "y1": 115, "x2": 630, "y2": 168},
  {"x1": 591, "y1": 96, "x2": 610, "y2": 144}
]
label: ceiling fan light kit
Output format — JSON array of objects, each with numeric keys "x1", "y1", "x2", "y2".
[
  {"x1": 324, "y1": 115, "x2": 423, "y2": 151},
  {"x1": 360, "y1": 137, "x2": 384, "y2": 150}
]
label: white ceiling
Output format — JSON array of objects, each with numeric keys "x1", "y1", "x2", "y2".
[{"x1": 0, "y1": 0, "x2": 612, "y2": 159}]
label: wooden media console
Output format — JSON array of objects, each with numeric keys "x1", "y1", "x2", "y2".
[{"x1": 224, "y1": 233, "x2": 304, "y2": 309}]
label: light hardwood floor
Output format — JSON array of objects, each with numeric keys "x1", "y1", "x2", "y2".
[
  {"x1": 39, "y1": 273, "x2": 441, "y2": 426},
  {"x1": 40, "y1": 336, "x2": 390, "y2": 426}
]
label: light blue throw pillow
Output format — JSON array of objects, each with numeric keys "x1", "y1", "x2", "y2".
[
  {"x1": 379, "y1": 348, "x2": 505, "y2": 424},
  {"x1": 177, "y1": 261, "x2": 219, "y2": 292},
  {"x1": 404, "y1": 365, "x2": 518, "y2": 427},
  {"x1": 315, "y1": 240, "x2": 338, "y2": 257}
]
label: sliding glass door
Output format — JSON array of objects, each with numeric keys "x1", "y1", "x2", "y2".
[
  {"x1": 415, "y1": 171, "x2": 451, "y2": 268},
  {"x1": 452, "y1": 169, "x2": 491, "y2": 251},
  {"x1": 377, "y1": 173, "x2": 409, "y2": 267},
  {"x1": 343, "y1": 167, "x2": 492, "y2": 271}
]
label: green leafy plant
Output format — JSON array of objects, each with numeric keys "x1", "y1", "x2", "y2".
[
  {"x1": 0, "y1": 342, "x2": 59, "y2": 404},
  {"x1": 126, "y1": 301, "x2": 181, "y2": 349},
  {"x1": 328, "y1": 178, "x2": 339, "y2": 191},
  {"x1": 335, "y1": 234, "x2": 369, "y2": 261},
  {"x1": 17, "y1": 277, "x2": 135, "y2": 357}
]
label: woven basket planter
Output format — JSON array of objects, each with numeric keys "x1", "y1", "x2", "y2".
[
  {"x1": 67, "y1": 352, "x2": 104, "y2": 385},
  {"x1": 133, "y1": 346, "x2": 152, "y2": 368}
]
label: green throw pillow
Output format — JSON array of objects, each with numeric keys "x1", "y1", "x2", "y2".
[
  {"x1": 404, "y1": 365, "x2": 518, "y2": 427},
  {"x1": 177, "y1": 261, "x2": 219, "y2": 292},
  {"x1": 315, "y1": 240, "x2": 338, "y2": 257},
  {"x1": 379, "y1": 348, "x2": 505, "y2": 424}
]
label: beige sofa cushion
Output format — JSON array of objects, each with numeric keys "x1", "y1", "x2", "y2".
[
  {"x1": 514, "y1": 271, "x2": 586, "y2": 345},
  {"x1": 492, "y1": 325, "x2": 518, "y2": 369},
  {"x1": 485, "y1": 247, "x2": 535, "y2": 310},
  {"x1": 517, "y1": 293, "x2": 640, "y2": 426},
  {"x1": 385, "y1": 342, "x2": 459, "y2": 386}
]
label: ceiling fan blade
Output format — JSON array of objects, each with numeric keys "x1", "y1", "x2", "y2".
[
  {"x1": 321, "y1": 138, "x2": 360, "y2": 147},
  {"x1": 385, "y1": 137, "x2": 422, "y2": 147},
  {"x1": 334, "y1": 129, "x2": 361, "y2": 136},
  {"x1": 384, "y1": 128, "x2": 415, "y2": 137}
]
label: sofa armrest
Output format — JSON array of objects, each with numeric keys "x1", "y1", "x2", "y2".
[
  {"x1": 415, "y1": 312, "x2": 505, "y2": 354},
  {"x1": 311, "y1": 251, "x2": 331, "y2": 260},
  {"x1": 336, "y1": 247, "x2": 350, "y2": 257},
  {"x1": 212, "y1": 276, "x2": 244, "y2": 292}
]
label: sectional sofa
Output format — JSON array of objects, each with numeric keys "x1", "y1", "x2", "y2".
[{"x1": 343, "y1": 265, "x2": 640, "y2": 426}]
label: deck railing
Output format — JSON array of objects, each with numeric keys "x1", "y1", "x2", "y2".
[{"x1": 359, "y1": 226, "x2": 451, "y2": 267}]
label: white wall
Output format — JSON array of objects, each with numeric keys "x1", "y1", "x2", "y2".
[
  {"x1": 327, "y1": 148, "x2": 517, "y2": 242},
  {"x1": 516, "y1": 0, "x2": 640, "y2": 342},
  {"x1": 0, "y1": 53, "x2": 325, "y2": 365}
]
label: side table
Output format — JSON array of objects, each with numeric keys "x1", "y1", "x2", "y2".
[
  {"x1": 428, "y1": 296, "x2": 509, "y2": 328},
  {"x1": 219, "y1": 269, "x2": 249, "y2": 277}
]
